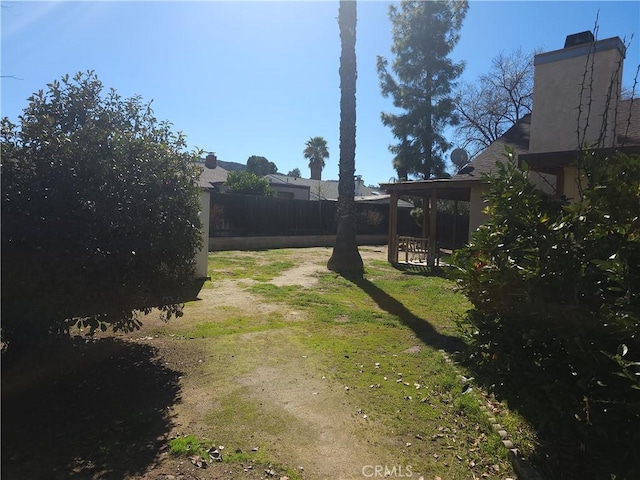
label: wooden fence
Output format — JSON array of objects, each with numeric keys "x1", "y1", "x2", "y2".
[{"x1": 209, "y1": 193, "x2": 468, "y2": 249}]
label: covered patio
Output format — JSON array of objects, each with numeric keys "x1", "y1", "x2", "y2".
[{"x1": 380, "y1": 178, "x2": 483, "y2": 267}]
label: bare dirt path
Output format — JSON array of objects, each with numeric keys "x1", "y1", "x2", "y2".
[
  {"x1": 148, "y1": 247, "x2": 390, "y2": 480},
  {"x1": 2, "y1": 247, "x2": 418, "y2": 480}
]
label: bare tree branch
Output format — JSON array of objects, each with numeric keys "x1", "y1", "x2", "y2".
[{"x1": 454, "y1": 47, "x2": 538, "y2": 158}]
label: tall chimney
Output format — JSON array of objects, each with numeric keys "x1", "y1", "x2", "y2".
[
  {"x1": 354, "y1": 175, "x2": 362, "y2": 196},
  {"x1": 205, "y1": 152, "x2": 218, "y2": 169},
  {"x1": 529, "y1": 34, "x2": 625, "y2": 153}
]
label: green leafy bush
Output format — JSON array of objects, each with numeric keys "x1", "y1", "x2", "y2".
[
  {"x1": 1, "y1": 72, "x2": 203, "y2": 349},
  {"x1": 453, "y1": 149, "x2": 640, "y2": 479},
  {"x1": 225, "y1": 170, "x2": 275, "y2": 196}
]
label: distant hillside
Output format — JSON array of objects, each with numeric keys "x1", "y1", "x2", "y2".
[{"x1": 217, "y1": 160, "x2": 246, "y2": 172}]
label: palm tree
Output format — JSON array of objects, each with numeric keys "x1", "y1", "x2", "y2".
[
  {"x1": 327, "y1": 0, "x2": 363, "y2": 277},
  {"x1": 303, "y1": 136, "x2": 329, "y2": 180}
]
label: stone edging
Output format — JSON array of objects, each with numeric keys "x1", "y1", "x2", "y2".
[{"x1": 440, "y1": 350, "x2": 543, "y2": 480}]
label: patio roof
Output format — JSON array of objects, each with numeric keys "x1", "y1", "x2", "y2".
[{"x1": 379, "y1": 177, "x2": 480, "y2": 201}]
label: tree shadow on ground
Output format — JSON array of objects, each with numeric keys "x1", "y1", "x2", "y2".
[
  {"x1": 346, "y1": 276, "x2": 465, "y2": 354},
  {"x1": 1, "y1": 337, "x2": 181, "y2": 480}
]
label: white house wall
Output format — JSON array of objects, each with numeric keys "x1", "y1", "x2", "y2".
[
  {"x1": 529, "y1": 37, "x2": 624, "y2": 153},
  {"x1": 469, "y1": 185, "x2": 489, "y2": 239},
  {"x1": 195, "y1": 189, "x2": 210, "y2": 279}
]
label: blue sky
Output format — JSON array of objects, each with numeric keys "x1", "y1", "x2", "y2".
[{"x1": 2, "y1": 1, "x2": 639, "y2": 186}]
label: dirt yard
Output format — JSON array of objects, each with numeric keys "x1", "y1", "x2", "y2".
[{"x1": 2, "y1": 247, "x2": 406, "y2": 480}]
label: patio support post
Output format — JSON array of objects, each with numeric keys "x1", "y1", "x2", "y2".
[
  {"x1": 388, "y1": 190, "x2": 399, "y2": 263},
  {"x1": 453, "y1": 200, "x2": 458, "y2": 249},
  {"x1": 428, "y1": 189, "x2": 437, "y2": 267},
  {"x1": 421, "y1": 196, "x2": 429, "y2": 239}
]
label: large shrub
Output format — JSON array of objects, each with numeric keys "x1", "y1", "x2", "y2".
[
  {"x1": 453, "y1": 148, "x2": 640, "y2": 479},
  {"x1": 224, "y1": 170, "x2": 275, "y2": 196},
  {"x1": 1, "y1": 72, "x2": 203, "y2": 349}
]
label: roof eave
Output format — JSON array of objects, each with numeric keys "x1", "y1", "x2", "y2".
[
  {"x1": 520, "y1": 145, "x2": 640, "y2": 170},
  {"x1": 379, "y1": 178, "x2": 483, "y2": 202}
]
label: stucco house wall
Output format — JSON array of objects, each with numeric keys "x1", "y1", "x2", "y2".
[
  {"x1": 195, "y1": 189, "x2": 210, "y2": 279},
  {"x1": 529, "y1": 36, "x2": 624, "y2": 154},
  {"x1": 468, "y1": 184, "x2": 488, "y2": 238},
  {"x1": 522, "y1": 35, "x2": 639, "y2": 198}
]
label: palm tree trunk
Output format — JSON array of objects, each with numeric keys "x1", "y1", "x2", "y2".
[
  {"x1": 328, "y1": 0, "x2": 364, "y2": 277},
  {"x1": 311, "y1": 162, "x2": 322, "y2": 180}
]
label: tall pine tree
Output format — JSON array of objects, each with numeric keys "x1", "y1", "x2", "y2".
[{"x1": 377, "y1": 0, "x2": 468, "y2": 180}]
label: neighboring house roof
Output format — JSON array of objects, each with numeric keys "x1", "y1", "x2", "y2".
[
  {"x1": 452, "y1": 114, "x2": 531, "y2": 181},
  {"x1": 265, "y1": 174, "x2": 385, "y2": 201},
  {"x1": 195, "y1": 161, "x2": 229, "y2": 189},
  {"x1": 354, "y1": 194, "x2": 414, "y2": 207}
]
